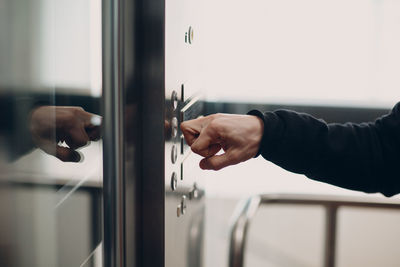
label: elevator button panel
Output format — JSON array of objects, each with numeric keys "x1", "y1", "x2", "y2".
[
  {"x1": 166, "y1": 94, "x2": 204, "y2": 220},
  {"x1": 165, "y1": 0, "x2": 205, "y2": 264}
]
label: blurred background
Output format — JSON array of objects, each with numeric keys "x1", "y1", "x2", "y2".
[{"x1": 1, "y1": 0, "x2": 400, "y2": 266}]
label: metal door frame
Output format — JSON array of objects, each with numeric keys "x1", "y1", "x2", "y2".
[{"x1": 102, "y1": 0, "x2": 165, "y2": 266}]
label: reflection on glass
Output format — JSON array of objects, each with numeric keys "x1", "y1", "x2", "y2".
[
  {"x1": 30, "y1": 106, "x2": 101, "y2": 162},
  {"x1": 0, "y1": 0, "x2": 103, "y2": 266}
]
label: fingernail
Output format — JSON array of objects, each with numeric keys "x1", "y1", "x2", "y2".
[
  {"x1": 90, "y1": 115, "x2": 102, "y2": 126},
  {"x1": 199, "y1": 161, "x2": 207, "y2": 170}
]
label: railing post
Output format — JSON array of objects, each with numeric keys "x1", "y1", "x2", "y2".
[
  {"x1": 229, "y1": 196, "x2": 261, "y2": 267},
  {"x1": 324, "y1": 205, "x2": 338, "y2": 267},
  {"x1": 102, "y1": 0, "x2": 126, "y2": 266}
]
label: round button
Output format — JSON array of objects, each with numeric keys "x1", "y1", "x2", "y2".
[
  {"x1": 188, "y1": 26, "x2": 193, "y2": 44},
  {"x1": 181, "y1": 195, "x2": 187, "y2": 215},
  {"x1": 171, "y1": 90, "x2": 178, "y2": 110},
  {"x1": 192, "y1": 189, "x2": 198, "y2": 199},
  {"x1": 171, "y1": 144, "x2": 178, "y2": 164},
  {"x1": 171, "y1": 117, "x2": 178, "y2": 138},
  {"x1": 170, "y1": 172, "x2": 178, "y2": 191},
  {"x1": 189, "y1": 183, "x2": 199, "y2": 200}
]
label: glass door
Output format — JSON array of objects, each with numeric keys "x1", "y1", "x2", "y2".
[{"x1": 0, "y1": 0, "x2": 103, "y2": 266}]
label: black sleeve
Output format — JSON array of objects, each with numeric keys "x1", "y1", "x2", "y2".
[{"x1": 248, "y1": 102, "x2": 400, "y2": 197}]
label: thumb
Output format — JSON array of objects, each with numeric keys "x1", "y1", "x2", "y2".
[
  {"x1": 199, "y1": 151, "x2": 239, "y2": 170},
  {"x1": 35, "y1": 139, "x2": 82, "y2": 163},
  {"x1": 55, "y1": 146, "x2": 82, "y2": 162}
]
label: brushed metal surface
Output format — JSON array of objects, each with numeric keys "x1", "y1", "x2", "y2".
[{"x1": 165, "y1": 1, "x2": 206, "y2": 265}]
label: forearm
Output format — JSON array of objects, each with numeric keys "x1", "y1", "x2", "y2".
[{"x1": 251, "y1": 104, "x2": 400, "y2": 196}]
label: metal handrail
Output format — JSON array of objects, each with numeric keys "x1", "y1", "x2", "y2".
[{"x1": 229, "y1": 194, "x2": 400, "y2": 267}]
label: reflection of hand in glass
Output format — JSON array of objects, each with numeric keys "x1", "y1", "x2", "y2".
[{"x1": 30, "y1": 106, "x2": 101, "y2": 162}]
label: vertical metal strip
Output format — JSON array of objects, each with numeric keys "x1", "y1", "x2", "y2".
[
  {"x1": 324, "y1": 206, "x2": 337, "y2": 267},
  {"x1": 102, "y1": 0, "x2": 125, "y2": 266},
  {"x1": 139, "y1": 0, "x2": 166, "y2": 264}
]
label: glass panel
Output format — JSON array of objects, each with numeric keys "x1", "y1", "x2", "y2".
[{"x1": 0, "y1": 0, "x2": 103, "y2": 266}]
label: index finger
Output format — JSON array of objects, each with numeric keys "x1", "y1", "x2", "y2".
[
  {"x1": 72, "y1": 108, "x2": 102, "y2": 140},
  {"x1": 78, "y1": 109, "x2": 102, "y2": 127},
  {"x1": 180, "y1": 117, "x2": 207, "y2": 146}
]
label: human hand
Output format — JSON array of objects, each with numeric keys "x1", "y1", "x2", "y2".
[
  {"x1": 180, "y1": 113, "x2": 264, "y2": 170},
  {"x1": 30, "y1": 106, "x2": 101, "y2": 162}
]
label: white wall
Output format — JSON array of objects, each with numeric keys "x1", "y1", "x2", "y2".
[{"x1": 202, "y1": 0, "x2": 400, "y2": 108}]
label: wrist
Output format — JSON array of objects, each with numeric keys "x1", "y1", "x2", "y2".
[{"x1": 246, "y1": 110, "x2": 265, "y2": 157}]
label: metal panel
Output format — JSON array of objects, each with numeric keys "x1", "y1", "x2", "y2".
[{"x1": 165, "y1": 0, "x2": 206, "y2": 266}]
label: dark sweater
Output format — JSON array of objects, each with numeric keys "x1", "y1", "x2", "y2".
[{"x1": 249, "y1": 102, "x2": 400, "y2": 197}]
